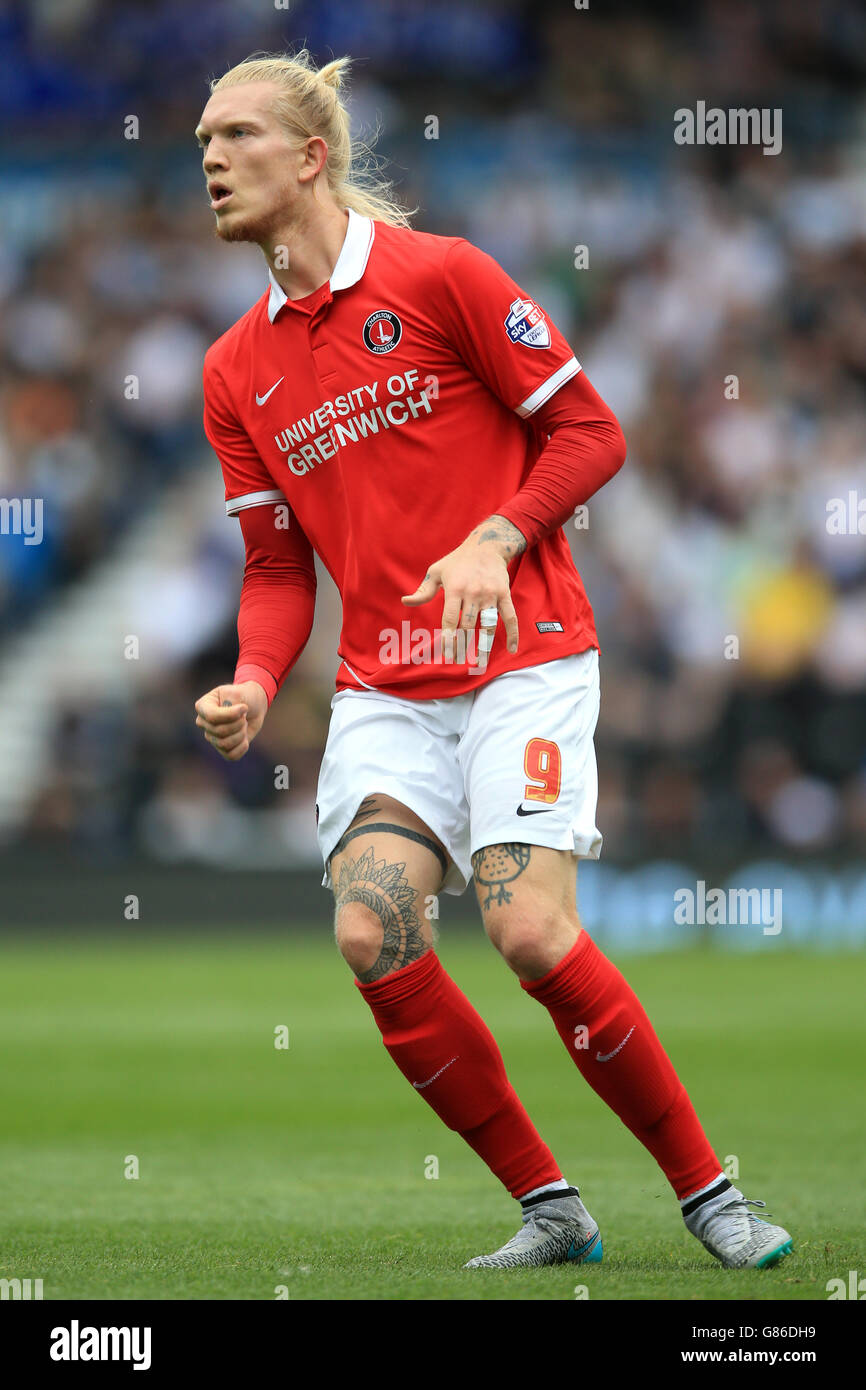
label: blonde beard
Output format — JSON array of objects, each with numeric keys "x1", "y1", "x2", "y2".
[
  {"x1": 215, "y1": 211, "x2": 275, "y2": 244},
  {"x1": 214, "y1": 184, "x2": 302, "y2": 246}
]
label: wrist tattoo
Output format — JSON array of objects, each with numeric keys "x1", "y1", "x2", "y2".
[{"x1": 475, "y1": 515, "x2": 527, "y2": 559}]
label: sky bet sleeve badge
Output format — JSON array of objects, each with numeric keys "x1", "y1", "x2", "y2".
[{"x1": 504, "y1": 297, "x2": 551, "y2": 349}]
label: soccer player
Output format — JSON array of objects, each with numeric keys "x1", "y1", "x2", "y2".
[{"x1": 193, "y1": 51, "x2": 793, "y2": 1270}]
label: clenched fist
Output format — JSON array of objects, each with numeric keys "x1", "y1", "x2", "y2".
[{"x1": 194, "y1": 681, "x2": 269, "y2": 761}]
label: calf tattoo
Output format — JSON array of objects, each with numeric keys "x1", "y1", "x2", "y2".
[
  {"x1": 472, "y1": 843, "x2": 532, "y2": 909},
  {"x1": 335, "y1": 846, "x2": 428, "y2": 983}
]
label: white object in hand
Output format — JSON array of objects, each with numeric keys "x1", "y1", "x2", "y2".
[{"x1": 477, "y1": 606, "x2": 498, "y2": 667}]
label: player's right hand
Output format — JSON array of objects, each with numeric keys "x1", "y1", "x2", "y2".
[{"x1": 194, "y1": 681, "x2": 268, "y2": 761}]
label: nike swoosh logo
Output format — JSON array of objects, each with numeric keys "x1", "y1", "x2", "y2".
[
  {"x1": 256, "y1": 376, "x2": 285, "y2": 406},
  {"x1": 515, "y1": 805, "x2": 554, "y2": 816},
  {"x1": 413, "y1": 1055, "x2": 459, "y2": 1090},
  {"x1": 596, "y1": 1025, "x2": 635, "y2": 1063},
  {"x1": 567, "y1": 1230, "x2": 600, "y2": 1261}
]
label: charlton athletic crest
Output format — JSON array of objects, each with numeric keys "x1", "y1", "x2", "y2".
[
  {"x1": 504, "y1": 297, "x2": 551, "y2": 349},
  {"x1": 363, "y1": 310, "x2": 402, "y2": 354}
]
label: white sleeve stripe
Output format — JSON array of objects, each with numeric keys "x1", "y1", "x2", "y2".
[
  {"x1": 226, "y1": 489, "x2": 287, "y2": 516},
  {"x1": 515, "y1": 357, "x2": 581, "y2": 418},
  {"x1": 339, "y1": 659, "x2": 379, "y2": 691}
]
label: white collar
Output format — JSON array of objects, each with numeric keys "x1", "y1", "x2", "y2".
[{"x1": 267, "y1": 209, "x2": 375, "y2": 322}]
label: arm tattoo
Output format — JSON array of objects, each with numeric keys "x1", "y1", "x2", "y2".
[
  {"x1": 351, "y1": 795, "x2": 384, "y2": 825},
  {"x1": 335, "y1": 846, "x2": 429, "y2": 983},
  {"x1": 471, "y1": 843, "x2": 532, "y2": 909},
  {"x1": 475, "y1": 515, "x2": 527, "y2": 559}
]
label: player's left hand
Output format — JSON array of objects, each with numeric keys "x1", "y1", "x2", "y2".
[{"x1": 401, "y1": 534, "x2": 520, "y2": 659}]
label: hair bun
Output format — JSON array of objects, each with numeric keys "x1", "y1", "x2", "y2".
[{"x1": 319, "y1": 59, "x2": 346, "y2": 90}]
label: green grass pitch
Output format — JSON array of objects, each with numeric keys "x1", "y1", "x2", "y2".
[{"x1": 0, "y1": 930, "x2": 863, "y2": 1300}]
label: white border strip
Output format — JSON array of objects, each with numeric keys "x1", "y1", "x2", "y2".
[
  {"x1": 267, "y1": 212, "x2": 375, "y2": 321},
  {"x1": 331, "y1": 211, "x2": 375, "y2": 292},
  {"x1": 516, "y1": 356, "x2": 581, "y2": 418},
  {"x1": 226, "y1": 489, "x2": 287, "y2": 516},
  {"x1": 340, "y1": 659, "x2": 379, "y2": 691}
]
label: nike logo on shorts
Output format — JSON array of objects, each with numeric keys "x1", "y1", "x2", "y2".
[{"x1": 515, "y1": 805, "x2": 554, "y2": 816}]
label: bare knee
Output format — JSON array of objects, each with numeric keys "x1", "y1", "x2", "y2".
[
  {"x1": 484, "y1": 904, "x2": 580, "y2": 981},
  {"x1": 334, "y1": 894, "x2": 434, "y2": 983},
  {"x1": 329, "y1": 794, "x2": 443, "y2": 983},
  {"x1": 334, "y1": 901, "x2": 385, "y2": 977}
]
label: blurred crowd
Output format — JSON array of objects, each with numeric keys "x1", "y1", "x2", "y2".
[{"x1": 3, "y1": 0, "x2": 866, "y2": 867}]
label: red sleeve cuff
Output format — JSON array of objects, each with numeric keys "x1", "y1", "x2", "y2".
[
  {"x1": 493, "y1": 503, "x2": 537, "y2": 548},
  {"x1": 234, "y1": 664, "x2": 279, "y2": 706}
]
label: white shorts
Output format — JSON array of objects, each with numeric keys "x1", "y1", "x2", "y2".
[{"x1": 316, "y1": 650, "x2": 603, "y2": 897}]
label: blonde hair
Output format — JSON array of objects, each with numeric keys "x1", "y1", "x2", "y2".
[{"x1": 209, "y1": 50, "x2": 413, "y2": 228}]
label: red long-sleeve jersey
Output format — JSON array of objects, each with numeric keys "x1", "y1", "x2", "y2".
[{"x1": 204, "y1": 212, "x2": 626, "y2": 703}]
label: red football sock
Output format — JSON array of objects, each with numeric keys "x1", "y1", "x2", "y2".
[
  {"x1": 522, "y1": 931, "x2": 721, "y2": 1200},
  {"x1": 356, "y1": 950, "x2": 562, "y2": 1199}
]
